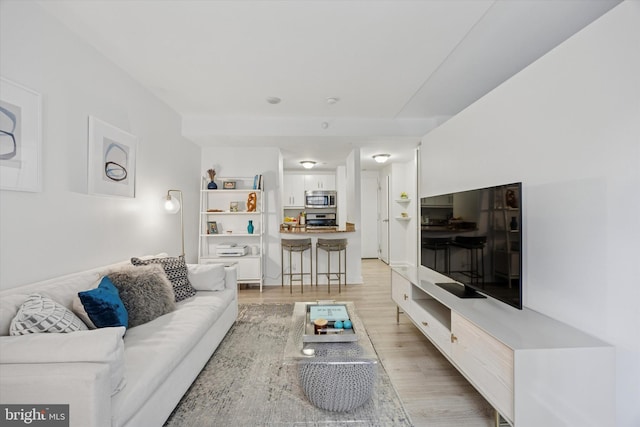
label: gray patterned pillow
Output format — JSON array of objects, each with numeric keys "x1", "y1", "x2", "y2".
[
  {"x1": 10, "y1": 294, "x2": 89, "y2": 335},
  {"x1": 131, "y1": 255, "x2": 196, "y2": 302}
]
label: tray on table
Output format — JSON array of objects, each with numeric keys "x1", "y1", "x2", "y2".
[{"x1": 302, "y1": 303, "x2": 358, "y2": 343}]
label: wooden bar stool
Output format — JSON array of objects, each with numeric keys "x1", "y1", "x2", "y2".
[
  {"x1": 281, "y1": 238, "x2": 313, "y2": 293},
  {"x1": 315, "y1": 238, "x2": 348, "y2": 294}
]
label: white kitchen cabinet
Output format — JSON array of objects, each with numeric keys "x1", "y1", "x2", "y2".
[
  {"x1": 282, "y1": 172, "x2": 336, "y2": 209},
  {"x1": 304, "y1": 173, "x2": 335, "y2": 191},
  {"x1": 391, "y1": 266, "x2": 614, "y2": 426},
  {"x1": 283, "y1": 175, "x2": 305, "y2": 207},
  {"x1": 198, "y1": 177, "x2": 264, "y2": 290}
]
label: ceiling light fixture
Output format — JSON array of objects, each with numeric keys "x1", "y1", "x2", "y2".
[
  {"x1": 373, "y1": 154, "x2": 391, "y2": 163},
  {"x1": 300, "y1": 161, "x2": 316, "y2": 169},
  {"x1": 266, "y1": 96, "x2": 281, "y2": 104},
  {"x1": 326, "y1": 97, "x2": 340, "y2": 105},
  {"x1": 321, "y1": 122, "x2": 329, "y2": 129}
]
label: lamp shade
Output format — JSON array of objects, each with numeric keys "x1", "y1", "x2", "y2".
[{"x1": 164, "y1": 194, "x2": 181, "y2": 214}]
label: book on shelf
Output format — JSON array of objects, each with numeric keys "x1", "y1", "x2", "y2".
[{"x1": 253, "y1": 174, "x2": 263, "y2": 190}]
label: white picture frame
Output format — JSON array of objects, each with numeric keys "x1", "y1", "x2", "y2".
[
  {"x1": 88, "y1": 116, "x2": 138, "y2": 198},
  {"x1": 0, "y1": 77, "x2": 42, "y2": 192}
]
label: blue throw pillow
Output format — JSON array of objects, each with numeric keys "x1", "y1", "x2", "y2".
[{"x1": 78, "y1": 276, "x2": 128, "y2": 329}]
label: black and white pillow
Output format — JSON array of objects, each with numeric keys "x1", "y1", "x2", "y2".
[
  {"x1": 131, "y1": 255, "x2": 197, "y2": 302},
  {"x1": 10, "y1": 294, "x2": 88, "y2": 335}
]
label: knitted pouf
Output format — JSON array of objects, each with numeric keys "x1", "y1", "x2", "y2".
[{"x1": 298, "y1": 343, "x2": 377, "y2": 412}]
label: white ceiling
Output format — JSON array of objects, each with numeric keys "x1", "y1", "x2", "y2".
[{"x1": 38, "y1": 0, "x2": 620, "y2": 171}]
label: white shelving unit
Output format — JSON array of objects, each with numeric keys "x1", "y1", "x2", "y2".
[{"x1": 198, "y1": 176, "x2": 264, "y2": 291}]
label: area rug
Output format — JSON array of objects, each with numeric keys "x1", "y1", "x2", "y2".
[{"x1": 164, "y1": 303, "x2": 412, "y2": 426}]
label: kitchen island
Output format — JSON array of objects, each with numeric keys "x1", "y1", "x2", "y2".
[{"x1": 279, "y1": 223, "x2": 358, "y2": 287}]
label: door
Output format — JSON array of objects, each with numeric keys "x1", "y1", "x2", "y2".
[
  {"x1": 360, "y1": 174, "x2": 379, "y2": 258},
  {"x1": 379, "y1": 175, "x2": 390, "y2": 264}
]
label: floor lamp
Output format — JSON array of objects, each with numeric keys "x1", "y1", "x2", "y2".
[{"x1": 164, "y1": 189, "x2": 185, "y2": 256}]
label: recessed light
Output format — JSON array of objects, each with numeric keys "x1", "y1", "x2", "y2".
[
  {"x1": 373, "y1": 154, "x2": 391, "y2": 163},
  {"x1": 266, "y1": 96, "x2": 281, "y2": 104},
  {"x1": 300, "y1": 161, "x2": 316, "y2": 169},
  {"x1": 321, "y1": 122, "x2": 329, "y2": 129},
  {"x1": 326, "y1": 97, "x2": 340, "y2": 105}
]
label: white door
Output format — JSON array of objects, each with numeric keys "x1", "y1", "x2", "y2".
[
  {"x1": 360, "y1": 174, "x2": 379, "y2": 258},
  {"x1": 379, "y1": 175, "x2": 390, "y2": 264}
]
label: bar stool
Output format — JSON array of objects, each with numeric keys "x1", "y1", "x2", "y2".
[
  {"x1": 315, "y1": 238, "x2": 348, "y2": 294},
  {"x1": 281, "y1": 238, "x2": 313, "y2": 293},
  {"x1": 450, "y1": 236, "x2": 486, "y2": 286},
  {"x1": 421, "y1": 237, "x2": 451, "y2": 273}
]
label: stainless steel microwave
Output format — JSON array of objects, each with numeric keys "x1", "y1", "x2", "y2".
[{"x1": 305, "y1": 190, "x2": 337, "y2": 208}]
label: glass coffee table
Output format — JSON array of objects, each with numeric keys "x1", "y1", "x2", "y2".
[{"x1": 283, "y1": 301, "x2": 378, "y2": 412}]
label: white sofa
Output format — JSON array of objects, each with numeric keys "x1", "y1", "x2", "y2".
[{"x1": 0, "y1": 257, "x2": 238, "y2": 427}]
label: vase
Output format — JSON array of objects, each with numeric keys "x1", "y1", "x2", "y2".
[
  {"x1": 207, "y1": 181, "x2": 217, "y2": 190},
  {"x1": 247, "y1": 220, "x2": 254, "y2": 234},
  {"x1": 510, "y1": 216, "x2": 518, "y2": 231}
]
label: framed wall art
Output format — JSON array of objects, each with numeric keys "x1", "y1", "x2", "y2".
[
  {"x1": 0, "y1": 77, "x2": 42, "y2": 192},
  {"x1": 88, "y1": 116, "x2": 138, "y2": 197}
]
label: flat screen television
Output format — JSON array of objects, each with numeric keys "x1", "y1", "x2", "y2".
[{"x1": 420, "y1": 182, "x2": 522, "y2": 309}]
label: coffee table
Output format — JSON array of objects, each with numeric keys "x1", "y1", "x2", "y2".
[{"x1": 283, "y1": 301, "x2": 378, "y2": 412}]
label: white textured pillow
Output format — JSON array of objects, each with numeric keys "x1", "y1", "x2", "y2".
[
  {"x1": 0, "y1": 326, "x2": 127, "y2": 395},
  {"x1": 187, "y1": 263, "x2": 226, "y2": 291},
  {"x1": 10, "y1": 294, "x2": 88, "y2": 335}
]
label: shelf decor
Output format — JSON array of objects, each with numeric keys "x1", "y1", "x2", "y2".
[
  {"x1": 247, "y1": 192, "x2": 257, "y2": 212},
  {"x1": 206, "y1": 169, "x2": 217, "y2": 189},
  {"x1": 0, "y1": 77, "x2": 42, "y2": 192},
  {"x1": 88, "y1": 116, "x2": 137, "y2": 198},
  {"x1": 207, "y1": 221, "x2": 218, "y2": 234}
]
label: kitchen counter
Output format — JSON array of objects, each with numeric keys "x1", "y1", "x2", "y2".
[{"x1": 280, "y1": 222, "x2": 355, "y2": 234}]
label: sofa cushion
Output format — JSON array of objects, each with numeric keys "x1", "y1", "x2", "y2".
[
  {"x1": 112, "y1": 289, "x2": 235, "y2": 424},
  {"x1": 187, "y1": 263, "x2": 226, "y2": 291},
  {"x1": 0, "y1": 326, "x2": 127, "y2": 395},
  {"x1": 9, "y1": 294, "x2": 88, "y2": 335},
  {"x1": 78, "y1": 276, "x2": 128, "y2": 329},
  {"x1": 131, "y1": 255, "x2": 196, "y2": 302},
  {"x1": 107, "y1": 264, "x2": 176, "y2": 328}
]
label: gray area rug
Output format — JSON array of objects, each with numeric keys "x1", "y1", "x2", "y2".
[{"x1": 164, "y1": 303, "x2": 412, "y2": 426}]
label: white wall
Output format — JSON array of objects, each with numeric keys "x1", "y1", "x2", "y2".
[
  {"x1": 0, "y1": 1, "x2": 201, "y2": 289},
  {"x1": 387, "y1": 160, "x2": 418, "y2": 267},
  {"x1": 420, "y1": 2, "x2": 639, "y2": 425}
]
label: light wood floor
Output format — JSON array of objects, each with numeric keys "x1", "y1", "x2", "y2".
[{"x1": 239, "y1": 259, "x2": 495, "y2": 426}]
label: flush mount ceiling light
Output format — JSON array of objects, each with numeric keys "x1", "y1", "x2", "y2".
[
  {"x1": 326, "y1": 97, "x2": 340, "y2": 105},
  {"x1": 266, "y1": 96, "x2": 281, "y2": 104},
  {"x1": 373, "y1": 154, "x2": 391, "y2": 163},
  {"x1": 300, "y1": 161, "x2": 316, "y2": 169}
]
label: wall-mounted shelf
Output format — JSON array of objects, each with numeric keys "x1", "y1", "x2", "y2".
[
  {"x1": 395, "y1": 216, "x2": 412, "y2": 221},
  {"x1": 395, "y1": 198, "x2": 411, "y2": 203}
]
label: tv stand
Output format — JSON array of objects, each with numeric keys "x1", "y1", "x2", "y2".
[
  {"x1": 391, "y1": 267, "x2": 614, "y2": 427},
  {"x1": 435, "y1": 282, "x2": 486, "y2": 299}
]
